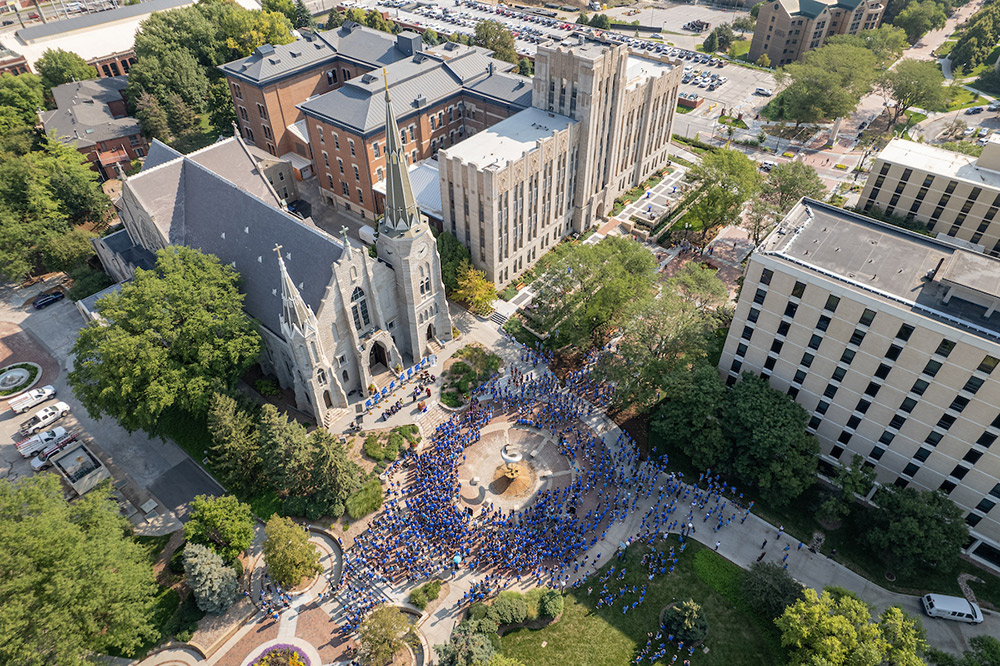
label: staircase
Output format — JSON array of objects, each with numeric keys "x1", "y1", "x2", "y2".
[
  {"x1": 489, "y1": 310, "x2": 508, "y2": 326},
  {"x1": 322, "y1": 407, "x2": 350, "y2": 430}
]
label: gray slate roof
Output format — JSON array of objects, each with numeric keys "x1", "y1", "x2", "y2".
[
  {"x1": 16, "y1": 0, "x2": 192, "y2": 43},
  {"x1": 220, "y1": 23, "x2": 406, "y2": 85},
  {"x1": 123, "y1": 138, "x2": 343, "y2": 336},
  {"x1": 299, "y1": 47, "x2": 524, "y2": 133},
  {"x1": 41, "y1": 76, "x2": 141, "y2": 148},
  {"x1": 141, "y1": 139, "x2": 183, "y2": 171}
]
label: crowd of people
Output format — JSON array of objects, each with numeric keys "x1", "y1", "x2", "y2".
[{"x1": 326, "y1": 335, "x2": 754, "y2": 660}]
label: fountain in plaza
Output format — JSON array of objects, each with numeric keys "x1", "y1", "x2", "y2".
[
  {"x1": 490, "y1": 444, "x2": 535, "y2": 497},
  {"x1": 0, "y1": 366, "x2": 31, "y2": 392}
]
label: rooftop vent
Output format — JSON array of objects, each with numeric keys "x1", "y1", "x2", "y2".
[
  {"x1": 255, "y1": 44, "x2": 276, "y2": 57},
  {"x1": 415, "y1": 94, "x2": 427, "y2": 107},
  {"x1": 361, "y1": 73, "x2": 377, "y2": 84},
  {"x1": 290, "y1": 50, "x2": 302, "y2": 58}
]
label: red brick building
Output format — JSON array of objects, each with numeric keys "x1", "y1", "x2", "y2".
[
  {"x1": 40, "y1": 76, "x2": 148, "y2": 180},
  {"x1": 220, "y1": 22, "x2": 529, "y2": 220}
]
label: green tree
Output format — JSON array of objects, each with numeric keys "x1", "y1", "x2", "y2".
[
  {"x1": 133, "y1": 2, "x2": 226, "y2": 68},
  {"x1": 423, "y1": 28, "x2": 441, "y2": 45},
  {"x1": 721, "y1": 373, "x2": 818, "y2": 506},
  {"x1": 756, "y1": 53, "x2": 771, "y2": 67},
  {"x1": 742, "y1": 561, "x2": 804, "y2": 619},
  {"x1": 877, "y1": 59, "x2": 949, "y2": 124},
  {"x1": 41, "y1": 137, "x2": 111, "y2": 223},
  {"x1": 437, "y1": 230, "x2": 471, "y2": 293},
  {"x1": 818, "y1": 454, "x2": 876, "y2": 523},
  {"x1": 39, "y1": 227, "x2": 96, "y2": 272},
  {"x1": 69, "y1": 246, "x2": 262, "y2": 435},
  {"x1": 219, "y1": 7, "x2": 296, "y2": 58},
  {"x1": 764, "y1": 160, "x2": 826, "y2": 214},
  {"x1": 454, "y1": 259, "x2": 496, "y2": 315},
  {"x1": 184, "y1": 494, "x2": 255, "y2": 563},
  {"x1": 650, "y1": 360, "x2": 727, "y2": 466},
  {"x1": 776, "y1": 43, "x2": 877, "y2": 126},
  {"x1": 135, "y1": 90, "x2": 171, "y2": 141},
  {"x1": 208, "y1": 392, "x2": 263, "y2": 493},
  {"x1": 359, "y1": 605, "x2": 416, "y2": 665},
  {"x1": 751, "y1": 1, "x2": 763, "y2": 18},
  {"x1": 892, "y1": 0, "x2": 947, "y2": 44},
  {"x1": 661, "y1": 599, "x2": 708, "y2": 642},
  {"x1": 487, "y1": 593, "x2": 528, "y2": 625},
  {"x1": 261, "y1": 0, "x2": 296, "y2": 24},
  {"x1": 0, "y1": 475, "x2": 158, "y2": 664},
  {"x1": 473, "y1": 20, "x2": 518, "y2": 63},
  {"x1": 777, "y1": 588, "x2": 926, "y2": 666},
  {"x1": 127, "y1": 50, "x2": 210, "y2": 112},
  {"x1": 207, "y1": 78, "x2": 237, "y2": 136},
  {"x1": 688, "y1": 148, "x2": 761, "y2": 239},
  {"x1": 36, "y1": 48, "x2": 97, "y2": 91},
  {"x1": 703, "y1": 29, "x2": 719, "y2": 53},
  {"x1": 436, "y1": 619, "x2": 498, "y2": 666},
  {"x1": 262, "y1": 515, "x2": 321, "y2": 587},
  {"x1": 732, "y1": 15, "x2": 756, "y2": 32},
  {"x1": 708, "y1": 24, "x2": 735, "y2": 51},
  {"x1": 538, "y1": 589, "x2": 564, "y2": 618},
  {"x1": 183, "y1": 543, "x2": 239, "y2": 613},
  {"x1": 589, "y1": 13, "x2": 611, "y2": 29},
  {"x1": 517, "y1": 57, "x2": 533, "y2": 76},
  {"x1": 165, "y1": 91, "x2": 199, "y2": 137},
  {"x1": 863, "y1": 486, "x2": 969, "y2": 576},
  {"x1": 293, "y1": 0, "x2": 316, "y2": 28},
  {"x1": 0, "y1": 72, "x2": 45, "y2": 125},
  {"x1": 597, "y1": 274, "x2": 722, "y2": 412},
  {"x1": 928, "y1": 636, "x2": 1000, "y2": 666},
  {"x1": 827, "y1": 25, "x2": 908, "y2": 65},
  {"x1": 576, "y1": 11, "x2": 590, "y2": 24}
]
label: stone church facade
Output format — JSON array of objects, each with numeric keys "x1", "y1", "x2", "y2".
[{"x1": 94, "y1": 91, "x2": 453, "y2": 427}]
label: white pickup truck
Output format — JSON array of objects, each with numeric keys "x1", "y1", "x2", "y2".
[
  {"x1": 19, "y1": 401, "x2": 71, "y2": 436},
  {"x1": 30, "y1": 432, "x2": 78, "y2": 470},
  {"x1": 7, "y1": 385, "x2": 56, "y2": 414},
  {"x1": 17, "y1": 426, "x2": 74, "y2": 459}
]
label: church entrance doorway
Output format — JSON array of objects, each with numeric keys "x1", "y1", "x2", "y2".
[
  {"x1": 369, "y1": 341, "x2": 389, "y2": 373},
  {"x1": 323, "y1": 391, "x2": 333, "y2": 408},
  {"x1": 426, "y1": 323, "x2": 435, "y2": 341}
]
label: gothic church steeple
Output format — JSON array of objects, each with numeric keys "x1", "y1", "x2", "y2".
[{"x1": 381, "y1": 69, "x2": 421, "y2": 234}]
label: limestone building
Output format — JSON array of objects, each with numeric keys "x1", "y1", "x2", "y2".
[
  {"x1": 719, "y1": 198, "x2": 1000, "y2": 570},
  {"x1": 93, "y1": 92, "x2": 453, "y2": 428},
  {"x1": 748, "y1": 0, "x2": 884, "y2": 66},
  {"x1": 859, "y1": 137, "x2": 1000, "y2": 258},
  {"x1": 437, "y1": 37, "x2": 682, "y2": 286}
]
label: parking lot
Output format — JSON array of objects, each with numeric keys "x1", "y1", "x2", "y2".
[{"x1": 678, "y1": 61, "x2": 778, "y2": 119}]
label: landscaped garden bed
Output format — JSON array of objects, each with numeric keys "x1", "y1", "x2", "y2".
[{"x1": 440, "y1": 344, "x2": 502, "y2": 407}]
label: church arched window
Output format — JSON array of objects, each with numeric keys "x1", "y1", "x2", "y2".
[
  {"x1": 317, "y1": 368, "x2": 326, "y2": 384},
  {"x1": 351, "y1": 287, "x2": 371, "y2": 329}
]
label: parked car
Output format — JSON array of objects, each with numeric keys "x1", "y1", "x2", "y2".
[
  {"x1": 760, "y1": 160, "x2": 777, "y2": 171},
  {"x1": 16, "y1": 426, "x2": 72, "y2": 459},
  {"x1": 965, "y1": 106, "x2": 984, "y2": 115},
  {"x1": 32, "y1": 291, "x2": 64, "y2": 309},
  {"x1": 755, "y1": 87, "x2": 773, "y2": 96},
  {"x1": 921, "y1": 594, "x2": 983, "y2": 624},
  {"x1": 979, "y1": 127, "x2": 990, "y2": 137},
  {"x1": 8, "y1": 385, "x2": 56, "y2": 414},
  {"x1": 19, "y1": 401, "x2": 71, "y2": 436}
]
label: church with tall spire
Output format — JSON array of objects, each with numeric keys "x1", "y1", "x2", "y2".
[{"x1": 93, "y1": 76, "x2": 453, "y2": 429}]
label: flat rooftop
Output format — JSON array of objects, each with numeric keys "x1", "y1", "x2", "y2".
[
  {"x1": 373, "y1": 159, "x2": 442, "y2": 219},
  {"x1": 626, "y1": 55, "x2": 674, "y2": 86},
  {"x1": 877, "y1": 138, "x2": 1000, "y2": 190},
  {"x1": 441, "y1": 106, "x2": 575, "y2": 169},
  {"x1": 762, "y1": 199, "x2": 1000, "y2": 341}
]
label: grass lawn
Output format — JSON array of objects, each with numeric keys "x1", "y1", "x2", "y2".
[
  {"x1": 718, "y1": 115, "x2": 749, "y2": 129},
  {"x1": 676, "y1": 104, "x2": 695, "y2": 114},
  {"x1": 730, "y1": 39, "x2": 751, "y2": 58},
  {"x1": 169, "y1": 115, "x2": 220, "y2": 155},
  {"x1": 672, "y1": 210, "x2": 707, "y2": 233},
  {"x1": 955, "y1": 44, "x2": 1000, "y2": 81},
  {"x1": 946, "y1": 87, "x2": 986, "y2": 111},
  {"x1": 893, "y1": 111, "x2": 927, "y2": 135},
  {"x1": 500, "y1": 541, "x2": 784, "y2": 666},
  {"x1": 936, "y1": 39, "x2": 957, "y2": 58}
]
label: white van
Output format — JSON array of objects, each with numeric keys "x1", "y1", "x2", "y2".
[{"x1": 921, "y1": 594, "x2": 984, "y2": 624}]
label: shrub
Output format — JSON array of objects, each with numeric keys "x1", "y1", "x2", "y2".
[
  {"x1": 487, "y1": 593, "x2": 528, "y2": 625},
  {"x1": 363, "y1": 433, "x2": 384, "y2": 460},
  {"x1": 67, "y1": 266, "x2": 113, "y2": 301},
  {"x1": 440, "y1": 391, "x2": 462, "y2": 408},
  {"x1": 661, "y1": 599, "x2": 708, "y2": 643},
  {"x1": 410, "y1": 588, "x2": 428, "y2": 610},
  {"x1": 169, "y1": 542, "x2": 187, "y2": 574},
  {"x1": 346, "y1": 479, "x2": 384, "y2": 520},
  {"x1": 539, "y1": 589, "x2": 564, "y2": 618},
  {"x1": 183, "y1": 543, "x2": 238, "y2": 613},
  {"x1": 255, "y1": 379, "x2": 281, "y2": 397},
  {"x1": 742, "y1": 561, "x2": 804, "y2": 619},
  {"x1": 468, "y1": 601, "x2": 489, "y2": 620},
  {"x1": 385, "y1": 432, "x2": 404, "y2": 459}
]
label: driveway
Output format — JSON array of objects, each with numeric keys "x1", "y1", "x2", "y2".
[{"x1": 0, "y1": 282, "x2": 224, "y2": 519}]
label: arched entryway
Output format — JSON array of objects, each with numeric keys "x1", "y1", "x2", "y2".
[
  {"x1": 323, "y1": 390, "x2": 333, "y2": 408},
  {"x1": 369, "y1": 341, "x2": 389, "y2": 372},
  {"x1": 426, "y1": 323, "x2": 436, "y2": 341}
]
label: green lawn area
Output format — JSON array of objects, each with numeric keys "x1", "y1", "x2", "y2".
[
  {"x1": 936, "y1": 39, "x2": 957, "y2": 58},
  {"x1": 169, "y1": 114, "x2": 220, "y2": 155},
  {"x1": 730, "y1": 39, "x2": 751, "y2": 58},
  {"x1": 676, "y1": 104, "x2": 695, "y2": 114},
  {"x1": 946, "y1": 87, "x2": 986, "y2": 111},
  {"x1": 718, "y1": 114, "x2": 749, "y2": 129},
  {"x1": 500, "y1": 541, "x2": 784, "y2": 666},
  {"x1": 672, "y1": 209, "x2": 708, "y2": 233},
  {"x1": 893, "y1": 110, "x2": 927, "y2": 135},
  {"x1": 956, "y1": 44, "x2": 1000, "y2": 81}
]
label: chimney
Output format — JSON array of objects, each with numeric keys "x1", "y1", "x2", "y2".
[
  {"x1": 396, "y1": 31, "x2": 422, "y2": 57},
  {"x1": 488, "y1": 61, "x2": 494, "y2": 75}
]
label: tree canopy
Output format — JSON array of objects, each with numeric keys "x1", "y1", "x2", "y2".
[
  {"x1": 892, "y1": 0, "x2": 947, "y2": 44},
  {"x1": 775, "y1": 43, "x2": 877, "y2": 125},
  {"x1": 454, "y1": 259, "x2": 496, "y2": 315},
  {"x1": 184, "y1": 494, "x2": 255, "y2": 563},
  {"x1": 183, "y1": 543, "x2": 239, "y2": 613},
  {"x1": 358, "y1": 605, "x2": 416, "y2": 665},
  {"x1": 951, "y1": 0, "x2": 1000, "y2": 72},
  {"x1": 0, "y1": 475, "x2": 158, "y2": 664},
  {"x1": 35, "y1": 48, "x2": 97, "y2": 91},
  {"x1": 878, "y1": 59, "x2": 950, "y2": 124},
  {"x1": 688, "y1": 148, "x2": 761, "y2": 238},
  {"x1": 473, "y1": 20, "x2": 518, "y2": 63},
  {"x1": 746, "y1": 160, "x2": 826, "y2": 244},
  {"x1": 262, "y1": 515, "x2": 322, "y2": 587},
  {"x1": 863, "y1": 486, "x2": 969, "y2": 575},
  {"x1": 778, "y1": 588, "x2": 926, "y2": 666},
  {"x1": 69, "y1": 246, "x2": 262, "y2": 435},
  {"x1": 828, "y1": 25, "x2": 909, "y2": 64},
  {"x1": 437, "y1": 230, "x2": 472, "y2": 293}
]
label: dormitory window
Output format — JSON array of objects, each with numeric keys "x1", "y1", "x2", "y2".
[
  {"x1": 349, "y1": 139, "x2": 356, "y2": 157},
  {"x1": 760, "y1": 268, "x2": 773, "y2": 285},
  {"x1": 935, "y1": 339, "x2": 956, "y2": 358},
  {"x1": 257, "y1": 103, "x2": 267, "y2": 119},
  {"x1": 373, "y1": 142, "x2": 380, "y2": 158},
  {"x1": 824, "y1": 294, "x2": 840, "y2": 312},
  {"x1": 350, "y1": 287, "x2": 370, "y2": 329},
  {"x1": 978, "y1": 355, "x2": 1000, "y2": 374},
  {"x1": 896, "y1": 324, "x2": 914, "y2": 341},
  {"x1": 233, "y1": 83, "x2": 242, "y2": 99},
  {"x1": 791, "y1": 281, "x2": 806, "y2": 298},
  {"x1": 886, "y1": 344, "x2": 902, "y2": 361},
  {"x1": 859, "y1": 308, "x2": 876, "y2": 326}
]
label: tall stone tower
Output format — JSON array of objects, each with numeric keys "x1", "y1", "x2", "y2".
[{"x1": 375, "y1": 72, "x2": 454, "y2": 361}]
